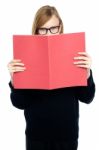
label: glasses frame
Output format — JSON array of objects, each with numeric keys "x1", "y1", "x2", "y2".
[{"x1": 36, "y1": 25, "x2": 61, "y2": 35}]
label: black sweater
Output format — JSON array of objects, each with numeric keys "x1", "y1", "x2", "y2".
[{"x1": 9, "y1": 70, "x2": 95, "y2": 141}]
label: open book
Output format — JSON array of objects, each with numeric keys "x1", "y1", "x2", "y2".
[{"x1": 13, "y1": 32, "x2": 87, "y2": 89}]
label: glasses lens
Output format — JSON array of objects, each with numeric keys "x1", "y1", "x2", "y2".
[
  {"x1": 50, "y1": 26, "x2": 60, "y2": 34},
  {"x1": 37, "y1": 28, "x2": 47, "y2": 35}
]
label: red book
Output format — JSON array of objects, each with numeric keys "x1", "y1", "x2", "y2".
[{"x1": 13, "y1": 32, "x2": 87, "y2": 89}]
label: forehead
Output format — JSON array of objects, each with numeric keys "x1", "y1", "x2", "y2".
[{"x1": 41, "y1": 15, "x2": 59, "y2": 28}]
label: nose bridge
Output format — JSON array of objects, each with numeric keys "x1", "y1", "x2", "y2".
[{"x1": 46, "y1": 29, "x2": 52, "y2": 35}]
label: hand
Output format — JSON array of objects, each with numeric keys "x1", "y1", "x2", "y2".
[
  {"x1": 73, "y1": 52, "x2": 91, "y2": 79},
  {"x1": 7, "y1": 59, "x2": 26, "y2": 83}
]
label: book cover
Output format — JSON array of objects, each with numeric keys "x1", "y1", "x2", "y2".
[{"x1": 13, "y1": 32, "x2": 87, "y2": 89}]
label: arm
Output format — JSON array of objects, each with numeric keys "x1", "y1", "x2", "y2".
[
  {"x1": 9, "y1": 81, "x2": 37, "y2": 109},
  {"x1": 74, "y1": 70, "x2": 95, "y2": 104},
  {"x1": 8, "y1": 59, "x2": 31, "y2": 109}
]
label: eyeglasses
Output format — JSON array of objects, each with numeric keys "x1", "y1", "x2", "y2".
[{"x1": 36, "y1": 25, "x2": 60, "y2": 35}]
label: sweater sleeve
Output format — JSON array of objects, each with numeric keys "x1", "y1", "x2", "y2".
[
  {"x1": 9, "y1": 81, "x2": 37, "y2": 110},
  {"x1": 74, "y1": 70, "x2": 95, "y2": 104}
]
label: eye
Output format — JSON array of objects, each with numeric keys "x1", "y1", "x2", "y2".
[
  {"x1": 50, "y1": 26, "x2": 60, "y2": 34},
  {"x1": 37, "y1": 28, "x2": 47, "y2": 34}
]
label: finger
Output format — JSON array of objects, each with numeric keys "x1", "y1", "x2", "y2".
[
  {"x1": 13, "y1": 69, "x2": 25, "y2": 73},
  {"x1": 8, "y1": 60, "x2": 22, "y2": 67},
  {"x1": 8, "y1": 62, "x2": 25, "y2": 68},
  {"x1": 8, "y1": 66, "x2": 26, "y2": 72},
  {"x1": 78, "y1": 52, "x2": 91, "y2": 59},
  {"x1": 78, "y1": 52, "x2": 89, "y2": 56},
  {"x1": 9, "y1": 69, "x2": 25, "y2": 73},
  {"x1": 76, "y1": 64, "x2": 89, "y2": 69},
  {"x1": 74, "y1": 56, "x2": 89, "y2": 61},
  {"x1": 9, "y1": 59, "x2": 21, "y2": 64},
  {"x1": 12, "y1": 70, "x2": 25, "y2": 73},
  {"x1": 11, "y1": 63, "x2": 24, "y2": 66},
  {"x1": 11, "y1": 66, "x2": 26, "y2": 70},
  {"x1": 74, "y1": 61, "x2": 89, "y2": 65}
]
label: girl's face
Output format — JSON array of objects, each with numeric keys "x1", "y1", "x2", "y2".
[{"x1": 37, "y1": 15, "x2": 61, "y2": 35}]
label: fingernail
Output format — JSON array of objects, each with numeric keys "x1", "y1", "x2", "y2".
[{"x1": 74, "y1": 57, "x2": 77, "y2": 59}]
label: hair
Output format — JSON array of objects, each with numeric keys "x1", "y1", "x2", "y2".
[{"x1": 32, "y1": 5, "x2": 64, "y2": 35}]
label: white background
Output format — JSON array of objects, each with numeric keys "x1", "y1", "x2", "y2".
[{"x1": 0, "y1": 0, "x2": 98, "y2": 150}]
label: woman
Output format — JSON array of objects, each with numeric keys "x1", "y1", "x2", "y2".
[{"x1": 8, "y1": 5, "x2": 95, "y2": 150}]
